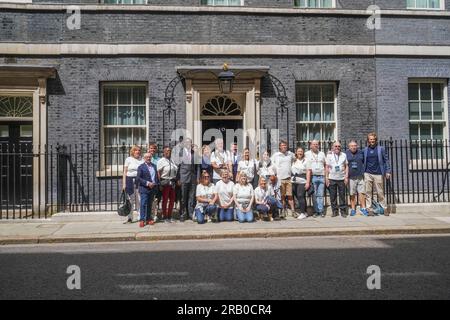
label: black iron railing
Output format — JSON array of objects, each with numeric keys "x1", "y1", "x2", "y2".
[{"x1": 0, "y1": 140, "x2": 449, "y2": 219}]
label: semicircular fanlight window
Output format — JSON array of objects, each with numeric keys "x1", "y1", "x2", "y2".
[
  {"x1": 0, "y1": 96, "x2": 33, "y2": 118},
  {"x1": 201, "y1": 96, "x2": 242, "y2": 117}
]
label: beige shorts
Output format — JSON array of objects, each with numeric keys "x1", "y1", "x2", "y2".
[
  {"x1": 280, "y1": 178, "x2": 293, "y2": 197},
  {"x1": 349, "y1": 176, "x2": 366, "y2": 196}
]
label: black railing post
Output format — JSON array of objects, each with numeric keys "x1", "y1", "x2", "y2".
[{"x1": 56, "y1": 144, "x2": 68, "y2": 212}]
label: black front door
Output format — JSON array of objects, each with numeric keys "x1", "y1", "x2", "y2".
[
  {"x1": 202, "y1": 120, "x2": 243, "y2": 149},
  {"x1": 0, "y1": 122, "x2": 33, "y2": 209}
]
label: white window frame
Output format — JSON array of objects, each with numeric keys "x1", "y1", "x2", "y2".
[
  {"x1": 408, "y1": 78, "x2": 448, "y2": 165},
  {"x1": 200, "y1": 0, "x2": 244, "y2": 6},
  {"x1": 406, "y1": 0, "x2": 445, "y2": 10},
  {"x1": 101, "y1": 0, "x2": 148, "y2": 4},
  {"x1": 295, "y1": 82, "x2": 338, "y2": 143},
  {"x1": 294, "y1": 0, "x2": 336, "y2": 8},
  {"x1": 100, "y1": 82, "x2": 149, "y2": 174}
]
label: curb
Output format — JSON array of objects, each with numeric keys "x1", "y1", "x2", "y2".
[{"x1": 1, "y1": 226, "x2": 450, "y2": 245}]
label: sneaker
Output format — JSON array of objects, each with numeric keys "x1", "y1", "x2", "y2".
[
  {"x1": 360, "y1": 208, "x2": 369, "y2": 217},
  {"x1": 207, "y1": 216, "x2": 212, "y2": 223},
  {"x1": 313, "y1": 213, "x2": 319, "y2": 218},
  {"x1": 350, "y1": 209, "x2": 357, "y2": 217},
  {"x1": 170, "y1": 218, "x2": 176, "y2": 223},
  {"x1": 320, "y1": 213, "x2": 326, "y2": 218},
  {"x1": 297, "y1": 213, "x2": 307, "y2": 220},
  {"x1": 164, "y1": 219, "x2": 170, "y2": 223}
]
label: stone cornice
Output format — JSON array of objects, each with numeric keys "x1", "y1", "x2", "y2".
[{"x1": 0, "y1": 3, "x2": 449, "y2": 17}]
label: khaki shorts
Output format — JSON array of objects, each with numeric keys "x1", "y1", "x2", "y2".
[
  {"x1": 280, "y1": 178, "x2": 293, "y2": 197},
  {"x1": 349, "y1": 176, "x2": 366, "y2": 196}
]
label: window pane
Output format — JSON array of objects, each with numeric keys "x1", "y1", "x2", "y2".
[
  {"x1": 105, "y1": 128, "x2": 118, "y2": 146},
  {"x1": 408, "y1": 83, "x2": 419, "y2": 100},
  {"x1": 133, "y1": 106, "x2": 146, "y2": 125},
  {"x1": 420, "y1": 83, "x2": 432, "y2": 100},
  {"x1": 323, "y1": 124, "x2": 335, "y2": 141},
  {"x1": 104, "y1": 106, "x2": 117, "y2": 125},
  {"x1": 119, "y1": 128, "x2": 133, "y2": 146},
  {"x1": 133, "y1": 128, "x2": 147, "y2": 146},
  {"x1": 296, "y1": 124, "x2": 309, "y2": 142},
  {"x1": 433, "y1": 123, "x2": 444, "y2": 140},
  {"x1": 433, "y1": 101, "x2": 443, "y2": 120},
  {"x1": 118, "y1": 87, "x2": 132, "y2": 105},
  {"x1": 309, "y1": 103, "x2": 321, "y2": 121},
  {"x1": 310, "y1": 124, "x2": 321, "y2": 141},
  {"x1": 118, "y1": 106, "x2": 133, "y2": 125},
  {"x1": 0, "y1": 125, "x2": 8, "y2": 137},
  {"x1": 429, "y1": 0, "x2": 440, "y2": 8},
  {"x1": 409, "y1": 102, "x2": 420, "y2": 120},
  {"x1": 103, "y1": 87, "x2": 117, "y2": 105},
  {"x1": 407, "y1": 0, "x2": 415, "y2": 8},
  {"x1": 296, "y1": 103, "x2": 308, "y2": 122},
  {"x1": 296, "y1": 85, "x2": 308, "y2": 102},
  {"x1": 322, "y1": 84, "x2": 334, "y2": 102},
  {"x1": 433, "y1": 83, "x2": 443, "y2": 100},
  {"x1": 421, "y1": 102, "x2": 432, "y2": 120},
  {"x1": 421, "y1": 124, "x2": 432, "y2": 140},
  {"x1": 417, "y1": 0, "x2": 428, "y2": 8},
  {"x1": 20, "y1": 125, "x2": 33, "y2": 138},
  {"x1": 309, "y1": 86, "x2": 321, "y2": 102},
  {"x1": 133, "y1": 87, "x2": 146, "y2": 105},
  {"x1": 323, "y1": 103, "x2": 334, "y2": 121},
  {"x1": 410, "y1": 123, "x2": 419, "y2": 141}
]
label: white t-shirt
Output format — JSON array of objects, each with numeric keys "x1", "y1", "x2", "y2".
[
  {"x1": 157, "y1": 157, "x2": 178, "y2": 181},
  {"x1": 124, "y1": 156, "x2": 144, "y2": 177},
  {"x1": 233, "y1": 184, "x2": 254, "y2": 207},
  {"x1": 210, "y1": 150, "x2": 230, "y2": 180},
  {"x1": 257, "y1": 161, "x2": 277, "y2": 178},
  {"x1": 326, "y1": 152, "x2": 348, "y2": 181},
  {"x1": 237, "y1": 159, "x2": 256, "y2": 181},
  {"x1": 254, "y1": 186, "x2": 270, "y2": 204},
  {"x1": 291, "y1": 158, "x2": 308, "y2": 184},
  {"x1": 215, "y1": 180, "x2": 235, "y2": 207},
  {"x1": 195, "y1": 183, "x2": 216, "y2": 209},
  {"x1": 271, "y1": 151, "x2": 295, "y2": 180},
  {"x1": 305, "y1": 150, "x2": 327, "y2": 176},
  {"x1": 267, "y1": 180, "x2": 281, "y2": 201}
]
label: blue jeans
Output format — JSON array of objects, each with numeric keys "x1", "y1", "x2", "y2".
[
  {"x1": 312, "y1": 175, "x2": 325, "y2": 214},
  {"x1": 195, "y1": 205, "x2": 217, "y2": 224},
  {"x1": 139, "y1": 190, "x2": 156, "y2": 222},
  {"x1": 236, "y1": 209, "x2": 254, "y2": 223},
  {"x1": 218, "y1": 208, "x2": 234, "y2": 222}
]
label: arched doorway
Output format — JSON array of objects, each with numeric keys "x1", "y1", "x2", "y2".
[{"x1": 201, "y1": 95, "x2": 244, "y2": 149}]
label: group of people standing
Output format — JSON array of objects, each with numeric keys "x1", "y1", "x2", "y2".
[{"x1": 122, "y1": 132, "x2": 391, "y2": 227}]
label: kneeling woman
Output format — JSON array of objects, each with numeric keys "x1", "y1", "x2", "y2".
[
  {"x1": 195, "y1": 171, "x2": 218, "y2": 224},
  {"x1": 254, "y1": 177, "x2": 275, "y2": 221},
  {"x1": 215, "y1": 170, "x2": 235, "y2": 222},
  {"x1": 233, "y1": 173, "x2": 255, "y2": 223}
]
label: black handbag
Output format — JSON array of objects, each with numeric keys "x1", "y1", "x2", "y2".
[{"x1": 118, "y1": 190, "x2": 132, "y2": 217}]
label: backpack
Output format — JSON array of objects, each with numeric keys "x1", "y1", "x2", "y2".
[{"x1": 371, "y1": 200, "x2": 385, "y2": 216}]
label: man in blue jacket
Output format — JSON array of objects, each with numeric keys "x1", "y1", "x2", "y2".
[
  {"x1": 363, "y1": 133, "x2": 391, "y2": 216},
  {"x1": 136, "y1": 152, "x2": 160, "y2": 227}
]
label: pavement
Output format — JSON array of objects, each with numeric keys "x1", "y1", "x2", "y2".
[
  {"x1": 1, "y1": 235, "x2": 450, "y2": 299},
  {"x1": 2, "y1": 206, "x2": 450, "y2": 245}
]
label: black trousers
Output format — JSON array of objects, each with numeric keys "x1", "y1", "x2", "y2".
[
  {"x1": 180, "y1": 183, "x2": 196, "y2": 219},
  {"x1": 328, "y1": 179, "x2": 347, "y2": 213},
  {"x1": 293, "y1": 183, "x2": 307, "y2": 214}
]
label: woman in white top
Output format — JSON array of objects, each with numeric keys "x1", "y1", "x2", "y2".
[
  {"x1": 195, "y1": 171, "x2": 218, "y2": 224},
  {"x1": 233, "y1": 173, "x2": 255, "y2": 223},
  {"x1": 122, "y1": 146, "x2": 144, "y2": 223},
  {"x1": 214, "y1": 170, "x2": 235, "y2": 222},
  {"x1": 237, "y1": 147, "x2": 257, "y2": 188},
  {"x1": 292, "y1": 147, "x2": 310, "y2": 220},
  {"x1": 157, "y1": 146, "x2": 178, "y2": 222},
  {"x1": 254, "y1": 177, "x2": 273, "y2": 221},
  {"x1": 257, "y1": 151, "x2": 276, "y2": 181}
]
